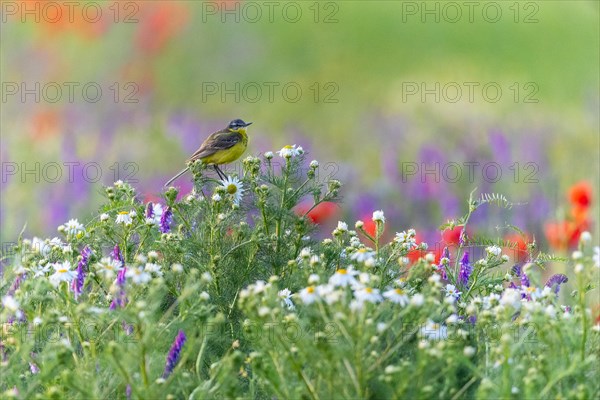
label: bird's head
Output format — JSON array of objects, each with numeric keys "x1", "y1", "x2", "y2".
[{"x1": 227, "y1": 119, "x2": 252, "y2": 133}]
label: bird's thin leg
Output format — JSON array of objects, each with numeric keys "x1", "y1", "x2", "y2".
[
  {"x1": 214, "y1": 165, "x2": 227, "y2": 180},
  {"x1": 214, "y1": 165, "x2": 226, "y2": 180}
]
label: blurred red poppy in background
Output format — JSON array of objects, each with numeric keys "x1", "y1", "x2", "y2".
[
  {"x1": 135, "y1": 2, "x2": 189, "y2": 55},
  {"x1": 545, "y1": 181, "x2": 593, "y2": 250},
  {"x1": 295, "y1": 201, "x2": 338, "y2": 225}
]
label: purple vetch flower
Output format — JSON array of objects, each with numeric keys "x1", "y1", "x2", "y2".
[
  {"x1": 458, "y1": 252, "x2": 472, "y2": 286},
  {"x1": 112, "y1": 245, "x2": 124, "y2": 263},
  {"x1": 520, "y1": 272, "x2": 530, "y2": 288},
  {"x1": 163, "y1": 330, "x2": 186, "y2": 378},
  {"x1": 511, "y1": 264, "x2": 522, "y2": 277},
  {"x1": 545, "y1": 274, "x2": 568, "y2": 294},
  {"x1": 29, "y1": 362, "x2": 40, "y2": 374},
  {"x1": 145, "y1": 202, "x2": 154, "y2": 219},
  {"x1": 126, "y1": 384, "x2": 131, "y2": 400},
  {"x1": 122, "y1": 321, "x2": 134, "y2": 336},
  {"x1": 8, "y1": 273, "x2": 25, "y2": 296},
  {"x1": 110, "y1": 267, "x2": 128, "y2": 310},
  {"x1": 72, "y1": 246, "x2": 93, "y2": 298},
  {"x1": 160, "y1": 206, "x2": 173, "y2": 233}
]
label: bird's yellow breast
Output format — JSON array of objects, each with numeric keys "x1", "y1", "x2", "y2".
[{"x1": 201, "y1": 141, "x2": 247, "y2": 165}]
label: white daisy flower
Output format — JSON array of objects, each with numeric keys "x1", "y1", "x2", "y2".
[
  {"x1": 420, "y1": 320, "x2": 448, "y2": 341},
  {"x1": 336, "y1": 221, "x2": 348, "y2": 232},
  {"x1": 372, "y1": 210, "x2": 385, "y2": 223},
  {"x1": 500, "y1": 288, "x2": 522, "y2": 310},
  {"x1": 2, "y1": 295, "x2": 20, "y2": 312},
  {"x1": 144, "y1": 262, "x2": 163, "y2": 276},
  {"x1": 277, "y1": 144, "x2": 304, "y2": 158},
  {"x1": 298, "y1": 286, "x2": 318, "y2": 304},
  {"x1": 31, "y1": 263, "x2": 51, "y2": 277},
  {"x1": 593, "y1": 246, "x2": 600, "y2": 268},
  {"x1": 100, "y1": 213, "x2": 109, "y2": 222},
  {"x1": 212, "y1": 193, "x2": 222, "y2": 202},
  {"x1": 115, "y1": 211, "x2": 133, "y2": 225},
  {"x1": 278, "y1": 288, "x2": 295, "y2": 309},
  {"x1": 486, "y1": 245, "x2": 502, "y2": 257},
  {"x1": 95, "y1": 257, "x2": 124, "y2": 280},
  {"x1": 444, "y1": 284, "x2": 461, "y2": 300},
  {"x1": 220, "y1": 176, "x2": 245, "y2": 205},
  {"x1": 308, "y1": 274, "x2": 320, "y2": 284},
  {"x1": 383, "y1": 288, "x2": 409, "y2": 306},
  {"x1": 329, "y1": 267, "x2": 359, "y2": 287},
  {"x1": 64, "y1": 219, "x2": 84, "y2": 236},
  {"x1": 49, "y1": 261, "x2": 77, "y2": 287},
  {"x1": 354, "y1": 287, "x2": 382, "y2": 304},
  {"x1": 263, "y1": 151, "x2": 274, "y2": 159},
  {"x1": 350, "y1": 248, "x2": 376, "y2": 263},
  {"x1": 126, "y1": 266, "x2": 152, "y2": 285}
]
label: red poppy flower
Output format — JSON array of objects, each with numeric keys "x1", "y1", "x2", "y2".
[
  {"x1": 568, "y1": 181, "x2": 592, "y2": 209},
  {"x1": 295, "y1": 201, "x2": 337, "y2": 224},
  {"x1": 135, "y1": 3, "x2": 189, "y2": 55},
  {"x1": 544, "y1": 221, "x2": 584, "y2": 250},
  {"x1": 441, "y1": 225, "x2": 470, "y2": 245}
]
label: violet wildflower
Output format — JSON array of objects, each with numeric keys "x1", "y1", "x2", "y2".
[
  {"x1": 110, "y1": 267, "x2": 128, "y2": 310},
  {"x1": 520, "y1": 272, "x2": 530, "y2": 288},
  {"x1": 458, "y1": 252, "x2": 472, "y2": 285},
  {"x1": 545, "y1": 274, "x2": 568, "y2": 294},
  {"x1": 112, "y1": 244, "x2": 124, "y2": 263},
  {"x1": 145, "y1": 202, "x2": 154, "y2": 219},
  {"x1": 126, "y1": 384, "x2": 131, "y2": 400},
  {"x1": 29, "y1": 362, "x2": 40, "y2": 374},
  {"x1": 8, "y1": 273, "x2": 25, "y2": 296},
  {"x1": 72, "y1": 246, "x2": 93, "y2": 298},
  {"x1": 511, "y1": 264, "x2": 522, "y2": 277},
  {"x1": 163, "y1": 330, "x2": 186, "y2": 378},
  {"x1": 160, "y1": 206, "x2": 173, "y2": 233}
]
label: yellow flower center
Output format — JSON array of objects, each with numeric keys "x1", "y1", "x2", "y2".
[
  {"x1": 135, "y1": 269, "x2": 141, "y2": 275},
  {"x1": 283, "y1": 145, "x2": 293, "y2": 149},
  {"x1": 337, "y1": 269, "x2": 347, "y2": 275},
  {"x1": 105, "y1": 264, "x2": 114, "y2": 270},
  {"x1": 394, "y1": 288, "x2": 404, "y2": 295},
  {"x1": 307, "y1": 286, "x2": 315, "y2": 294},
  {"x1": 226, "y1": 184, "x2": 238, "y2": 194},
  {"x1": 365, "y1": 287, "x2": 373, "y2": 294},
  {"x1": 358, "y1": 248, "x2": 367, "y2": 253},
  {"x1": 118, "y1": 211, "x2": 129, "y2": 215},
  {"x1": 526, "y1": 286, "x2": 536, "y2": 293},
  {"x1": 58, "y1": 269, "x2": 67, "y2": 273}
]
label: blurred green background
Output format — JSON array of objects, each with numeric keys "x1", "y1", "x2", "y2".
[{"x1": 1, "y1": 0, "x2": 598, "y2": 251}]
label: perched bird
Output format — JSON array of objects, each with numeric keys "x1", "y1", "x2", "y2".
[{"x1": 164, "y1": 119, "x2": 252, "y2": 187}]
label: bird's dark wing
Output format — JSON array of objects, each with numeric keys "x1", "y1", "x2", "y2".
[{"x1": 188, "y1": 130, "x2": 243, "y2": 161}]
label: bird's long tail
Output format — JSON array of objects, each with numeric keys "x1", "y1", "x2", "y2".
[{"x1": 164, "y1": 166, "x2": 190, "y2": 187}]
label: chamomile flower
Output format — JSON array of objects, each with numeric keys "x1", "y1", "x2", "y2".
[
  {"x1": 372, "y1": 210, "x2": 385, "y2": 223},
  {"x1": 31, "y1": 264, "x2": 51, "y2": 277},
  {"x1": 278, "y1": 289, "x2": 294, "y2": 309},
  {"x1": 144, "y1": 262, "x2": 163, "y2": 276},
  {"x1": 350, "y1": 248, "x2": 376, "y2": 263},
  {"x1": 64, "y1": 219, "x2": 84, "y2": 236},
  {"x1": 49, "y1": 261, "x2": 77, "y2": 287},
  {"x1": 220, "y1": 176, "x2": 244, "y2": 205},
  {"x1": 100, "y1": 213, "x2": 109, "y2": 222},
  {"x1": 444, "y1": 284, "x2": 461, "y2": 300},
  {"x1": 278, "y1": 144, "x2": 304, "y2": 158},
  {"x1": 329, "y1": 267, "x2": 359, "y2": 287},
  {"x1": 116, "y1": 211, "x2": 133, "y2": 225},
  {"x1": 126, "y1": 266, "x2": 152, "y2": 285},
  {"x1": 420, "y1": 320, "x2": 448, "y2": 341},
  {"x1": 299, "y1": 286, "x2": 318, "y2": 304},
  {"x1": 354, "y1": 287, "x2": 383, "y2": 304},
  {"x1": 383, "y1": 288, "x2": 409, "y2": 306},
  {"x1": 2, "y1": 295, "x2": 20, "y2": 312},
  {"x1": 486, "y1": 245, "x2": 502, "y2": 257},
  {"x1": 95, "y1": 257, "x2": 124, "y2": 280}
]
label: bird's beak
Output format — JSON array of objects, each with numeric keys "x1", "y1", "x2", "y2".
[{"x1": 244, "y1": 122, "x2": 253, "y2": 127}]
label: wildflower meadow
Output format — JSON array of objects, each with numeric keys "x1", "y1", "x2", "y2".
[
  {"x1": 1, "y1": 149, "x2": 599, "y2": 398},
  {"x1": 1, "y1": 1, "x2": 599, "y2": 399}
]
